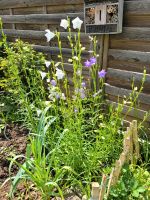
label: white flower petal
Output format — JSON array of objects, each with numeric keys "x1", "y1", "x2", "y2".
[
  {"x1": 56, "y1": 68, "x2": 65, "y2": 80},
  {"x1": 61, "y1": 93, "x2": 66, "y2": 100},
  {"x1": 47, "y1": 79, "x2": 51, "y2": 83},
  {"x1": 45, "y1": 101, "x2": 50, "y2": 106},
  {"x1": 73, "y1": 56, "x2": 79, "y2": 61},
  {"x1": 45, "y1": 29, "x2": 55, "y2": 42},
  {"x1": 60, "y1": 19, "x2": 69, "y2": 29},
  {"x1": 76, "y1": 69, "x2": 81, "y2": 76},
  {"x1": 37, "y1": 109, "x2": 42, "y2": 117},
  {"x1": 72, "y1": 17, "x2": 83, "y2": 30},
  {"x1": 68, "y1": 59, "x2": 73, "y2": 63},
  {"x1": 81, "y1": 47, "x2": 86, "y2": 51},
  {"x1": 45, "y1": 61, "x2": 51, "y2": 68},
  {"x1": 39, "y1": 71, "x2": 47, "y2": 80}
]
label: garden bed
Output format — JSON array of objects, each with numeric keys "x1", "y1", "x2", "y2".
[
  {"x1": 0, "y1": 124, "x2": 28, "y2": 199},
  {"x1": 0, "y1": 16, "x2": 150, "y2": 200}
]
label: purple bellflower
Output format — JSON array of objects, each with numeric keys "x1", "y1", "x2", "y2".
[
  {"x1": 79, "y1": 88, "x2": 86, "y2": 99},
  {"x1": 84, "y1": 60, "x2": 92, "y2": 68},
  {"x1": 98, "y1": 69, "x2": 107, "y2": 78},
  {"x1": 51, "y1": 79, "x2": 57, "y2": 86},
  {"x1": 81, "y1": 82, "x2": 86, "y2": 88},
  {"x1": 90, "y1": 57, "x2": 96, "y2": 65}
]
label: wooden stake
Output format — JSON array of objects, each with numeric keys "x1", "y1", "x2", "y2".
[
  {"x1": 132, "y1": 120, "x2": 140, "y2": 162},
  {"x1": 113, "y1": 160, "x2": 122, "y2": 185},
  {"x1": 99, "y1": 174, "x2": 107, "y2": 200},
  {"x1": 106, "y1": 168, "x2": 115, "y2": 198},
  {"x1": 119, "y1": 152, "x2": 127, "y2": 166},
  {"x1": 128, "y1": 126, "x2": 134, "y2": 164},
  {"x1": 91, "y1": 182, "x2": 100, "y2": 200}
]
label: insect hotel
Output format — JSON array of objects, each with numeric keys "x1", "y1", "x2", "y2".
[{"x1": 84, "y1": 0, "x2": 124, "y2": 34}]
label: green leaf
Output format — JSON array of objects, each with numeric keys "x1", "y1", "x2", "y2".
[
  {"x1": 9, "y1": 162, "x2": 26, "y2": 198},
  {"x1": 132, "y1": 190, "x2": 139, "y2": 198},
  {"x1": 137, "y1": 187, "x2": 146, "y2": 193}
]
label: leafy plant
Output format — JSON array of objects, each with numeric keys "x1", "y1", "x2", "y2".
[{"x1": 109, "y1": 164, "x2": 150, "y2": 200}]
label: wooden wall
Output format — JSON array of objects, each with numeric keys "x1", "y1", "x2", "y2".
[
  {"x1": 0, "y1": 0, "x2": 150, "y2": 131},
  {"x1": 106, "y1": 0, "x2": 150, "y2": 131}
]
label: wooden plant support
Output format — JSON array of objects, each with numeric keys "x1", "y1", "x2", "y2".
[{"x1": 91, "y1": 120, "x2": 139, "y2": 200}]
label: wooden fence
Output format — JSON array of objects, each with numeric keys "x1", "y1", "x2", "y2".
[{"x1": 0, "y1": 0, "x2": 150, "y2": 133}]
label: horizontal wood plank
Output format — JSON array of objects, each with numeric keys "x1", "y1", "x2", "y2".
[
  {"x1": 110, "y1": 39, "x2": 150, "y2": 52},
  {"x1": 107, "y1": 100, "x2": 150, "y2": 122},
  {"x1": 108, "y1": 59, "x2": 150, "y2": 74},
  {"x1": 106, "y1": 68, "x2": 150, "y2": 93},
  {"x1": 109, "y1": 49, "x2": 150, "y2": 64},
  {"x1": 111, "y1": 27, "x2": 150, "y2": 41},
  {"x1": 0, "y1": 13, "x2": 83, "y2": 24},
  {"x1": 124, "y1": 1, "x2": 150, "y2": 13},
  {"x1": 105, "y1": 84, "x2": 150, "y2": 105},
  {"x1": 1, "y1": 29, "x2": 89, "y2": 42},
  {"x1": 0, "y1": 0, "x2": 83, "y2": 9},
  {"x1": 32, "y1": 44, "x2": 89, "y2": 58}
]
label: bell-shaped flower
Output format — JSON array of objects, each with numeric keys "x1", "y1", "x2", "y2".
[
  {"x1": 45, "y1": 101, "x2": 51, "y2": 106},
  {"x1": 45, "y1": 29, "x2": 55, "y2": 42},
  {"x1": 39, "y1": 71, "x2": 47, "y2": 80},
  {"x1": 51, "y1": 79, "x2": 57, "y2": 87},
  {"x1": 90, "y1": 57, "x2": 96, "y2": 65},
  {"x1": 84, "y1": 60, "x2": 91, "y2": 68},
  {"x1": 47, "y1": 78, "x2": 51, "y2": 83},
  {"x1": 37, "y1": 109, "x2": 42, "y2": 117},
  {"x1": 61, "y1": 93, "x2": 66, "y2": 100},
  {"x1": 56, "y1": 68, "x2": 65, "y2": 80},
  {"x1": 76, "y1": 69, "x2": 81, "y2": 76},
  {"x1": 55, "y1": 93, "x2": 60, "y2": 99},
  {"x1": 60, "y1": 19, "x2": 69, "y2": 29},
  {"x1": 81, "y1": 82, "x2": 86, "y2": 88},
  {"x1": 72, "y1": 17, "x2": 83, "y2": 30},
  {"x1": 98, "y1": 69, "x2": 107, "y2": 78},
  {"x1": 45, "y1": 61, "x2": 51, "y2": 68}
]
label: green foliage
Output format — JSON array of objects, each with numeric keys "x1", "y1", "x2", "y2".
[
  {"x1": 109, "y1": 165, "x2": 150, "y2": 200},
  {"x1": 8, "y1": 108, "x2": 72, "y2": 199},
  {"x1": 0, "y1": 18, "x2": 149, "y2": 199},
  {"x1": 0, "y1": 39, "x2": 47, "y2": 127}
]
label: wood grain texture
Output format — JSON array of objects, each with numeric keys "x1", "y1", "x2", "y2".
[
  {"x1": 0, "y1": 13, "x2": 83, "y2": 24},
  {"x1": 32, "y1": 44, "x2": 89, "y2": 58},
  {"x1": 105, "y1": 84, "x2": 150, "y2": 106},
  {"x1": 106, "y1": 68, "x2": 150, "y2": 94},
  {"x1": 109, "y1": 49, "x2": 150, "y2": 64},
  {"x1": 0, "y1": 0, "x2": 83, "y2": 9},
  {"x1": 107, "y1": 100, "x2": 150, "y2": 122},
  {"x1": 1, "y1": 29, "x2": 89, "y2": 42}
]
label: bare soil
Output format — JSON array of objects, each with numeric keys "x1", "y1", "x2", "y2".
[{"x1": 0, "y1": 124, "x2": 28, "y2": 199}]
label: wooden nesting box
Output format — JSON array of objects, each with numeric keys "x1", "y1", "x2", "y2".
[{"x1": 84, "y1": 0, "x2": 124, "y2": 34}]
